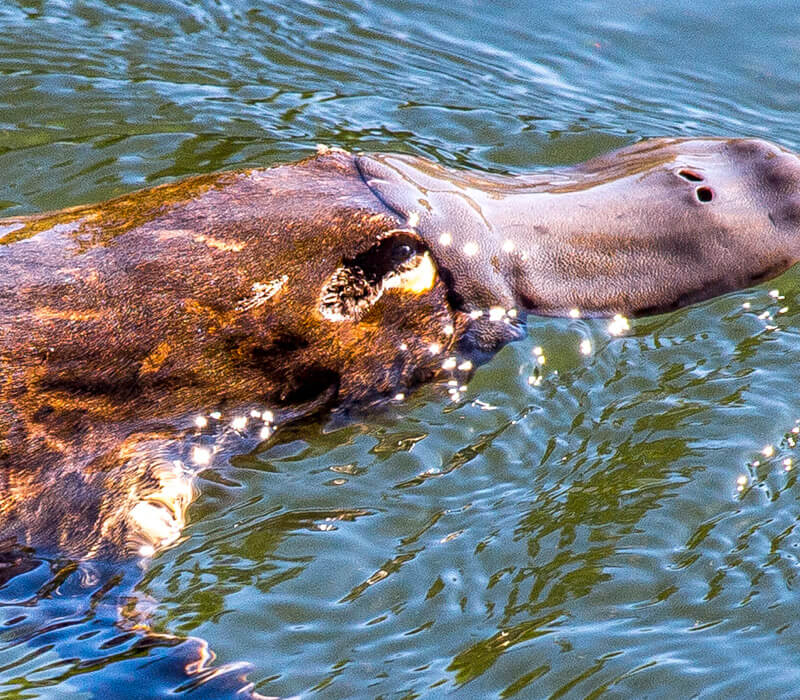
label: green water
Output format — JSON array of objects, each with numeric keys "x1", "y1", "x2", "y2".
[{"x1": 2, "y1": 0, "x2": 800, "y2": 697}]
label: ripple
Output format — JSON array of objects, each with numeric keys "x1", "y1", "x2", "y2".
[{"x1": 4, "y1": 0, "x2": 800, "y2": 696}]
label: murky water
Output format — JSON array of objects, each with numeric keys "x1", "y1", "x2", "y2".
[{"x1": 2, "y1": 0, "x2": 800, "y2": 697}]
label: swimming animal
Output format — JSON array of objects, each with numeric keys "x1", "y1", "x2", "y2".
[
  {"x1": 1, "y1": 136, "x2": 799, "y2": 695},
  {"x1": 4, "y1": 136, "x2": 800, "y2": 556}
]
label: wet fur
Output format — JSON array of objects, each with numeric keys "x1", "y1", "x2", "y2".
[{"x1": 0, "y1": 151, "x2": 465, "y2": 558}]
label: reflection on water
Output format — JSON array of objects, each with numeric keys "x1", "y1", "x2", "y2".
[
  {"x1": 0, "y1": 552, "x2": 255, "y2": 698},
  {"x1": 3, "y1": 0, "x2": 800, "y2": 697}
]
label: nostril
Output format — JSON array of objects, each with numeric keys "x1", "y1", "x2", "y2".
[
  {"x1": 695, "y1": 186, "x2": 714, "y2": 203},
  {"x1": 679, "y1": 169, "x2": 704, "y2": 182}
]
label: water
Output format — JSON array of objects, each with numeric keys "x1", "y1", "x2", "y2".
[{"x1": 2, "y1": 0, "x2": 800, "y2": 697}]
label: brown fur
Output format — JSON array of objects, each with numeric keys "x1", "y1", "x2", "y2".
[{"x1": 0, "y1": 151, "x2": 465, "y2": 557}]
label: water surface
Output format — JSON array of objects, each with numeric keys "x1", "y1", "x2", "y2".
[{"x1": 2, "y1": 1, "x2": 800, "y2": 697}]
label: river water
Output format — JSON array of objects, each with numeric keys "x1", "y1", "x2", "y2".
[{"x1": 2, "y1": 1, "x2": 800, "y2": 697}]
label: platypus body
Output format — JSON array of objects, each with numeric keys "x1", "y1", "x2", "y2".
[{"x1": 2, "y1": 138, "x2": 800, "y2": 559}]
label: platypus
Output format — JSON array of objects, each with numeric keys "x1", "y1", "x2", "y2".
[{"x1": 2, "y1": 137, "x2": 799, "y2": 560}]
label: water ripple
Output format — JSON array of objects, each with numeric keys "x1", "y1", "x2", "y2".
[{"x1": 3, "y1": 0, "x2": 800, "y2": 696}]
